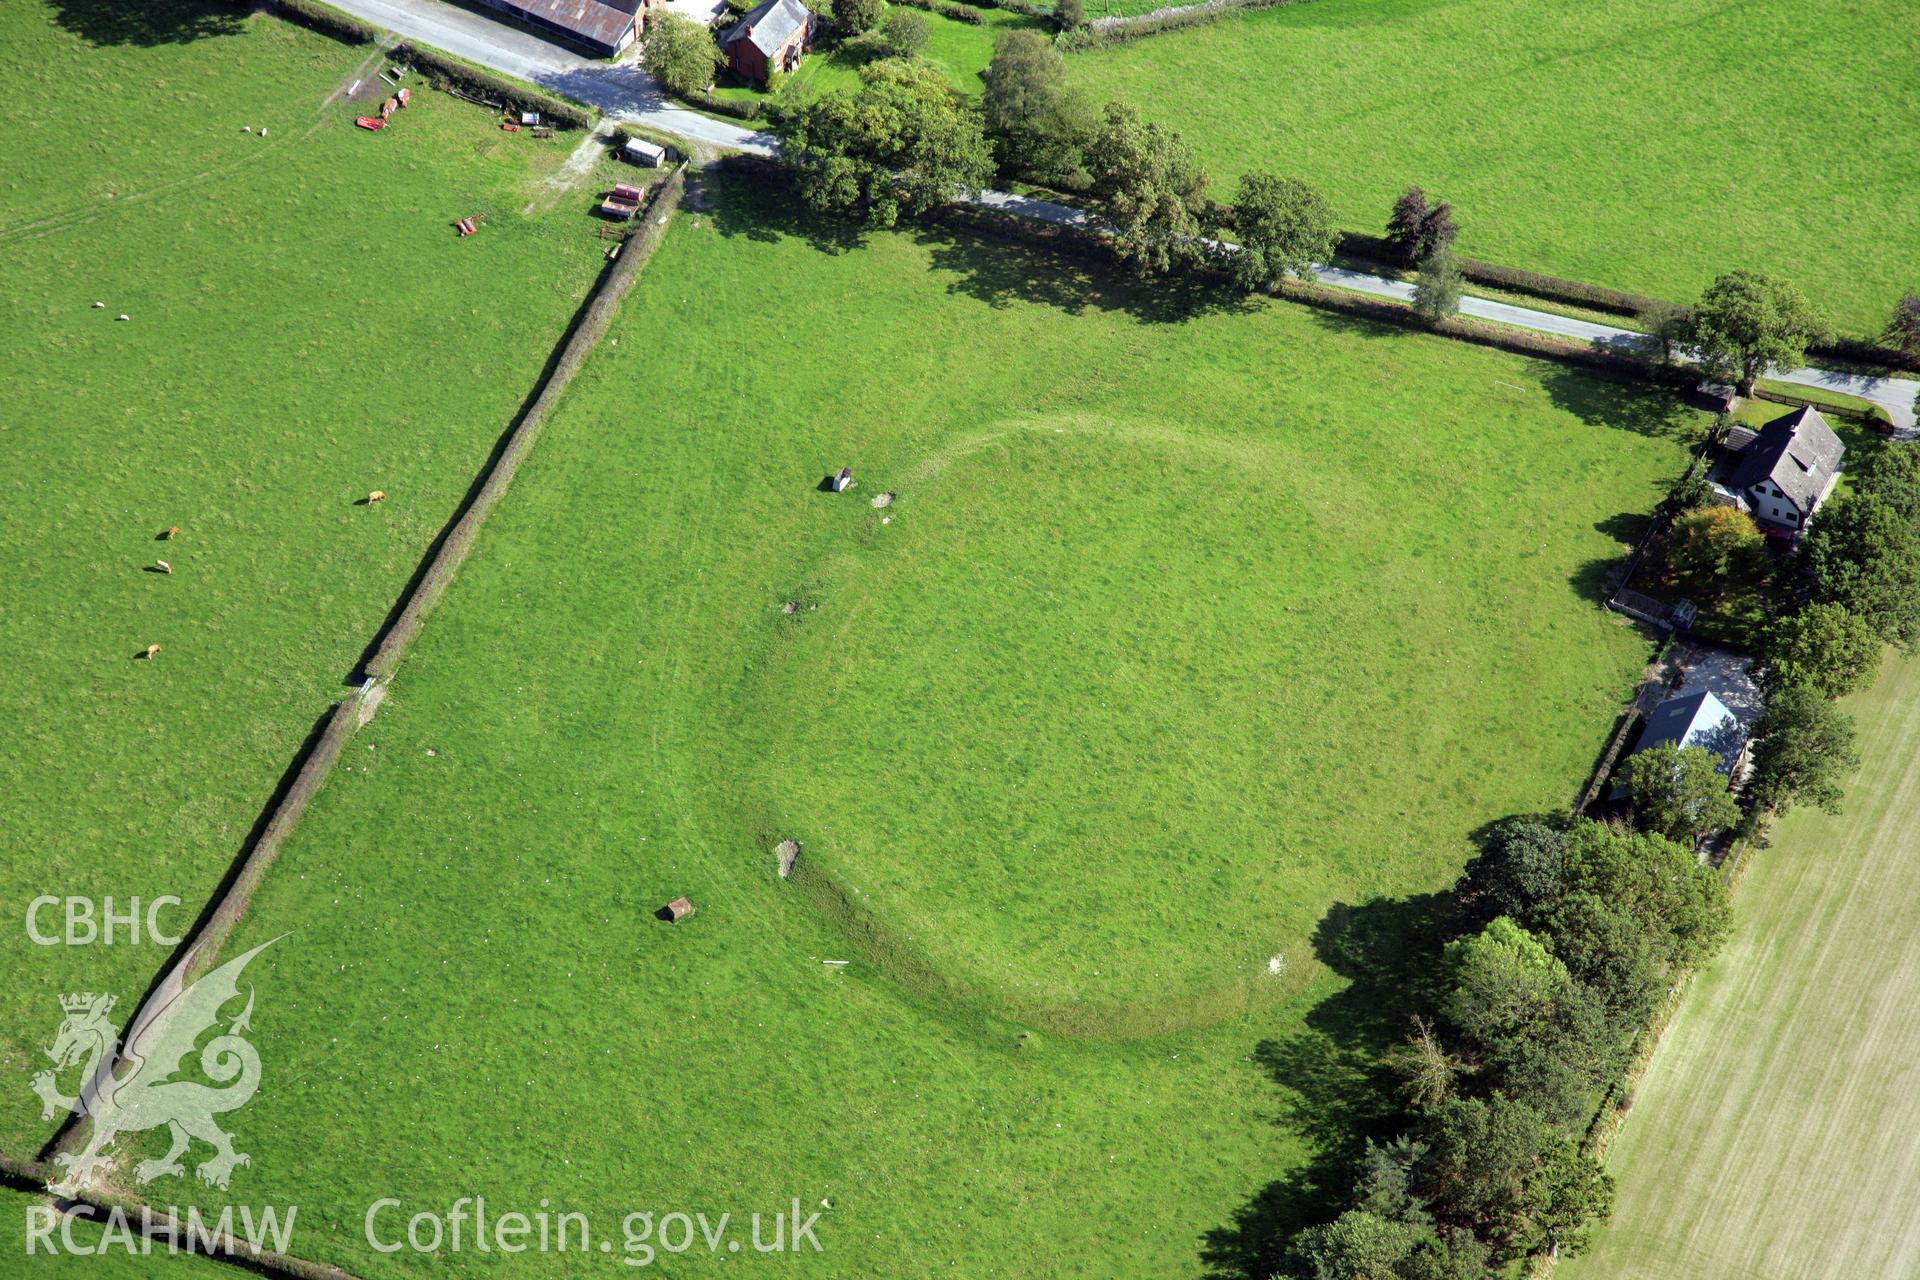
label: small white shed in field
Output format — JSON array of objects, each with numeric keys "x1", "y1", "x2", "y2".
[{"x1": 623, "y1": 137, "x2": 667, "y2": 168}]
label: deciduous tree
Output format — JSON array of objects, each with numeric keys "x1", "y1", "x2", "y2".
[
  {"x1": 1685, "y1": 271, "x2": 1829, "y2": 396},
  {"x1": 1763, "y1": 601, "x2": 1882, "y2": 699},
  {"x1": 642, "y1": 12, "x2": 723, "y2": 98},
  {"x1": 1083, "y1": 101, "x2": 1212, "y2": 275},
  {"x1": 1547, "y1": 822, "x2": 1729, "y2": 970},
  {"x1": 1387, "y1": 187, "x2": 1458, "y2": 266},
  {"x1": 1443, "y1": 917, "x2": 1569, "y2": 1050},
  {"x1": 1412, "y1": 246, "x2": 1463, "y2": 321},
  {"x1": 1623, "y1": 743, "x2": 1740, "y2": 845},
  {"x1": 980, "y1": 30, "x2": 1094, "y2": 185},
  {"x1": 778, "y1": 58, "x2": 993, "y2": 227},
  {"x1": 1638, "y1": 301, "x2": 1693, "y2": 365},
  {"x1": 854, "y1": 7, "x2": 929, "y2": 59},
  {"x1": 1668, "y1": 503, "x2": 1765, "y2": 591},
  {"x1": 1382, "y1": 1017, "x2": 1462, "y2": 1109},
  {"x1": 1802, "y1": 491, "x2": 1920, "y2": 650},
  {"x1": 1230, "y1": 172, "x2": 1338, "y2": 289},
  {"x1": 1457, "y1": 819, "x2": 1571, "y2": 921},
  {"x1": 1418, "y1": 1096, "x2": 1611, "y2": 1260},
  {"x1": 1746, "y1": 682, "x2": 1859, "y2": 817},
  {"x1": 1883, "y1": 290, "x2": 1920, "y2": 361},
  {"x1": 832, "y1": 0, "x2": 883, "y2": 33},
  {"x1": 1287, "y1": 1210, "x2": 1429, "y2": 1280}
]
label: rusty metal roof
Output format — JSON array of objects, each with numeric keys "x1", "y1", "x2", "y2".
[{"x1": 490, "y1": 0, "x2": 642, "y2": 52}]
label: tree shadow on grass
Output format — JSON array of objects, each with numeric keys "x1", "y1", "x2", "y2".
[
  {"x1": 1200, "y1": 891, "x2": 1458, "y2": 1279},
  {"x1": 1567, "y1": 511, "x2": 1658, "y2": 605},
  {"x1": 47, "y1": 0, "x2": 247, "y2": 46},
  {"x1": 1568, "y1": 555, "x2": 1626, "y2": 606},
  {"x1": 1289, "y1": 306, "x2": 1709, "y2": 444},
  {"x1": 913, "y1": 226, "x2": 1253, "y2": 325},
  {"x1": 697, "y1": 161, "x2": 1252, "y2": 324},
  {"x1": 1541, "y1": 365, "x2": 1705, "y2": 442},
  {"x1": 702, "y1": 157, "x2": 871, "y2": 255}
]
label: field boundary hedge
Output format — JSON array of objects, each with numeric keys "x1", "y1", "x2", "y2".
[
  {"x1": 272, "y1": 0, "x2": 383, "y2": 43},
  {"x1": 399, "y1": 43, "x2": 599, "y2": 129},
  {"x1": 688, "y1": 91, "x2": 769, "y2": 122},
  {"x1": 35, "y1": 171, "x2": 687, "y2": 1245},
  {"x1": 1330, "y1": 237, "x2": 1918, "y2": 372},
  {"x1": 365, "y1": 167, "x2": 685, "y2": 677},
  {"x1": 922, "y1": 194, "x2": 1698, "y2": 386},
  {"x1": 1062, "y1": 0, "x2": 1313, "y2": 46},
  {"x1": 894, "y1": 0, "x2": 990, "y2": 23}
]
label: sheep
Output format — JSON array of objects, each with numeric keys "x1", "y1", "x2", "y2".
[
  {"x1": 92, "y1": 301, "x2": 105, "y2": 309},
  {"x1": 154, "y1": 560, "x2": 172, "y2": 575},
  {"x1": 116, "y1": 314, "x2": 130, "y2": 321},
  {"x1": 366, "y1": 490, "x2": 387, "y2": 504},
  {"x1": 142, "y1": 644, "x2": 162, "y2": 659}
]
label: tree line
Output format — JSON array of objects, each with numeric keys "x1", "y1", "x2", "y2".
[{"x1": 1274, "y1": 818, "x2": 1730, "y2": 1279}]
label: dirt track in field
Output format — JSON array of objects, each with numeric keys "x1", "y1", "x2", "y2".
[{"x1": 1567, "y1": 656, "x2": 1920, "y2": 1280}]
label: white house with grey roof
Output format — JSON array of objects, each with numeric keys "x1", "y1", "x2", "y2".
[
  {"x1": 1709, "y1": 405, "x2": 1845, "y2": 536},
  {"x1": 721, "y1": 0, "x2": 815, "y2": 83}
]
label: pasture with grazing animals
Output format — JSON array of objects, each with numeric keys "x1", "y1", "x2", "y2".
[
  {"x1": 1068, "y1": 0, "x2": 1920, "y2": 336},
  {"x1": 13, "y1": 0, "x2": 1910, "y2": 1274},
  {"x1": 0, "y1": 0, "x2": 610, "y2": 1156},
  {"x1": 141, "y1": 173, "x2": 1701, "y2": 1277}
]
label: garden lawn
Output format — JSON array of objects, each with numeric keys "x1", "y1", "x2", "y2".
[
  {"x1": 0, "y1": 1, "x2": 606, "y2": 1158},
  {"x1": 146, "y1": 173, "x2": 1699, "y2": 1277},
  {"x1": 1069, "y1": 0, "x2": 1920, "y2": 337},
  {"x1": 1567, "y1": 654, "x2": 1920, "y2": 1280}
]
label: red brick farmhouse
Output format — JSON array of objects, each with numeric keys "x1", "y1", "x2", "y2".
[{"x1": 721, "y1": 0, "x2": 816, "y2": 84}]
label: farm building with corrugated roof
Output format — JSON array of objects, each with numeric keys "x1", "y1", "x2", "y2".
[{"x1": 474, "y1": 0, "x2": 645, "y2": 55}]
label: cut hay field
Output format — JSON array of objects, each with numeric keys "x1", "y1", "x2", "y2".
[
  {"x1": 1068, "y1": 0, "x2": 1920, "y2": 337},
  {"x1": 139, "y1": 172, "x2": 1703, "y2": 1277},
  {"x1": 0, "y1": 1, "x2": 609, "y2": 1157},
  {"x1": 1565, "y1": 654, "x2": 1920, "y2": 1280}
]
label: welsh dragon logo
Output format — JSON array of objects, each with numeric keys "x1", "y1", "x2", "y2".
[{"x1": 32, "y1": 939, "x2": 276, "y2": 1191}]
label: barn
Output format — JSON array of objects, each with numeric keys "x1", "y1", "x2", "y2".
[
  {"x1": 720, "y1": 0, "x2": 816, "y2": 84},
  {"x1": 473, "y1": 0, "x2": 646, "y2": 56}
]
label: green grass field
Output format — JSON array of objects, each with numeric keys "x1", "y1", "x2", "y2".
[
  {"x1": 1566, "y1": 654, "x2": 1920, "y2": 1280},
  {"x1": 0, "y1": 1, "x2": 610, "y2": 1157},
  {"x1": 96, "y1": 171, "x2": 1706, "y2": 1277},
  {"x1": 1069, "y1": 0, "x2": 1920, "y2": 336}
]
